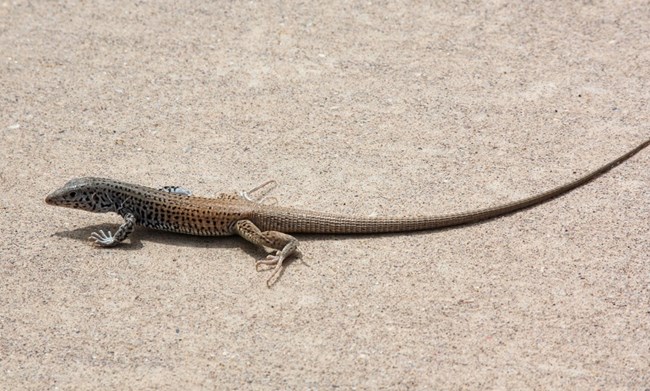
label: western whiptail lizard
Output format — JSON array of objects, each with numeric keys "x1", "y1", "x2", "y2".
[{"x1": 46, "y1": 139, "x2": 650, "y2": 285}]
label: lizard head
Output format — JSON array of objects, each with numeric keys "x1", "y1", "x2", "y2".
[{"x1": 45, "y1": 177, "x2": 116, "y2": 213}]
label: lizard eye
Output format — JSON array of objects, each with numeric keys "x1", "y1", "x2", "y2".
[{"x1": 69, "y1": 192, "x2": 76, "y2": 198}]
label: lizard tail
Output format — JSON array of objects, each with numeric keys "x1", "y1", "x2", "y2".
[{"x1": 254, "y1": 138, "x2": 650, "y2": 234}]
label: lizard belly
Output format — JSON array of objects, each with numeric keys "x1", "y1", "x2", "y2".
[{"x1": 136, "y1": 205, "x2": 238, "y2": 236}]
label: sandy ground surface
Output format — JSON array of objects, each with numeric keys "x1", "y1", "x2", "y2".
[{"x1": 1, "y1": 1, "x2": 649, "y2": 389}]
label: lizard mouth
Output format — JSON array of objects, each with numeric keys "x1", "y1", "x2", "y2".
[
  {"x1": 45, "y1": 192, "x2": 56, "y2": 204},
  {"x1": 45, "y1": 189, "x2": 68, "y2": 205}
]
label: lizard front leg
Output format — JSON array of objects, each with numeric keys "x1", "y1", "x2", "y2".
[
  {"x1": 89, "y1": 213, "x2": 136, "y2": 247},
  {"x1": 233, "y1": 219, "x2": 298, "y2": 286},
  {"x1": 159, "y1": 186, "x2": 192, "y2": 196}
]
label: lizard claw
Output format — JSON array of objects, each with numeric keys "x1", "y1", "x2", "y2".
[{"x1": 89, "y1": 230, "x2": 117, "y2": 247}]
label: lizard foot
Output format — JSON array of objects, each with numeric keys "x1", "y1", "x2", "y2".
[
  {"x1": 240, "y1": 180, "x2": 278, "y2": 204},
  {"x1": 255, "y1": 252, "x2": 286, "y2": 287},
  {"x1": 89, "y1": 230, "x2": 118, "y2": 247},
  {"x1": 255, "y1": 252, "x2": 280, "y2": 270}
]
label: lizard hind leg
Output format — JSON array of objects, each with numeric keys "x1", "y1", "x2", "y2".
[
  {"x1": 212, "y1": 180, "x2": 279, "y2": 204},
  {"x1": 233, "y1": 219, "x2": 299, "y2": 286},
  {"x1": 239, "y1": 180, "x2": 278, "y2": 205}
]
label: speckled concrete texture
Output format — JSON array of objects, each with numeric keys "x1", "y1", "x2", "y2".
[{"x1": 1, "y1": 1, "x2": 649, "y2": 389}]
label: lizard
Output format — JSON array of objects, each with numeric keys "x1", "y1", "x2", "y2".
[{"x1": 46, "y1": 139, "x2": 650, "y2": 285}]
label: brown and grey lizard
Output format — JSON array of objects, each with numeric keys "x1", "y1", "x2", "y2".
[{"x1": 46, "y1": 139, "x2": 650, "y2": 285}]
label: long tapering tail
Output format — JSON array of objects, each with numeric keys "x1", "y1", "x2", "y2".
[{"x1": 252, "y1": 139, "x2": 650, "y2": 234}]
